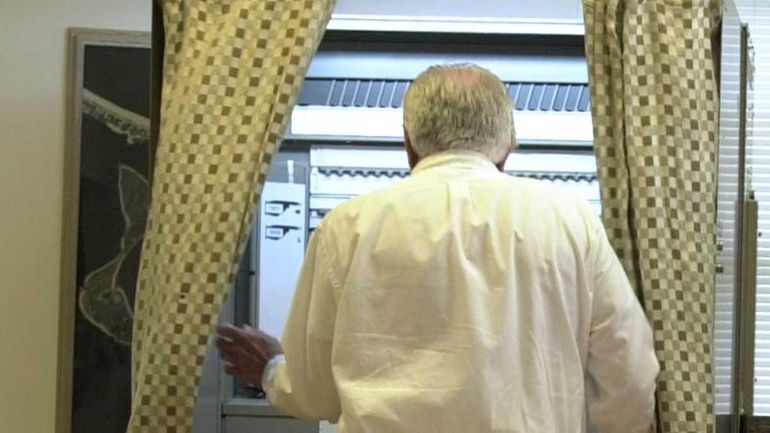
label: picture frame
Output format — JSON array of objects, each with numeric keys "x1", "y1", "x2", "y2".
[{"x1": 58, "y1": 28, "x2": 151, "y2": 433}]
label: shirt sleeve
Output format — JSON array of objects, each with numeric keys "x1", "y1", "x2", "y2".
[
  {"x1": 585, "y1": 218, "x2": 660, "y2": 433},
  {"x1": 261, "y1": 354, "x2": 286, "y2": 390},
  {"x1": 263, "y1": 223, "x2": 342, "y2": 422}
]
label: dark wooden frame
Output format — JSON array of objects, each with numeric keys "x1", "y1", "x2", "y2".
[{"x1": 56, "y1": 28, "x2": 151, "y2": 433}]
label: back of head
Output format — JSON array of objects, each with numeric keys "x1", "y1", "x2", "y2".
[{"x1": 403, "y1": 64, "x2": 515, "y2": 162}]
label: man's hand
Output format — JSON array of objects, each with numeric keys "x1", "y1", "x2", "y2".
[{"x1": 216, "y1": 324, "x2": 284, "y2": 388}]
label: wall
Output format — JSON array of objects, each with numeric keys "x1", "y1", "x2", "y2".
[{"x1": 0, "y1": 1, "x2": 149, "y2": 432}]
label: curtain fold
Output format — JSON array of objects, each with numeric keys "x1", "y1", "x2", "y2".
[
  {"x1": 128, "y1": 1, "x2": 335, "y2": 431},
  {"x1": 584, "y1": 0, "x2": 722, "y2": 431}
]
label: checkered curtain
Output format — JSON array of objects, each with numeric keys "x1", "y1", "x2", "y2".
[
  {"x1": 127, "y1": 1, "x2": 335, "y2": 431},
  {"x1": 583, "y1": 0, "x2": 722, "y2": 431}
]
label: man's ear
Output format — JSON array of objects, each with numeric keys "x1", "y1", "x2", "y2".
[{"x1": 404, "y1": 129, "x2": 420, "y2": 170}]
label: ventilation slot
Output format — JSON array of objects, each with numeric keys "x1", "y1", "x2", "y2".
[{"x1": 298, "y1": 79, "x2": 591, "y2": 112}]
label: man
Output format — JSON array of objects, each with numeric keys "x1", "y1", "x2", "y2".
[{"x1": 217, "y1": 64, "x2": 658, "y2": 433}]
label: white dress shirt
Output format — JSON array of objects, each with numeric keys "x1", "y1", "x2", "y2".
[{"x1": 264, "y1": 150, "x2": 658, "y2": 433}]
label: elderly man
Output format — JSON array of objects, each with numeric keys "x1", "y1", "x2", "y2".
[{"x1": 217, "y1": 64, "x2": 658, "y2": 433}]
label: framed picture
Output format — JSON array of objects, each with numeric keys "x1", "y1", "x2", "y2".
[{"x1": 59, "y1": 28, "x2": 151, "y2": 433}]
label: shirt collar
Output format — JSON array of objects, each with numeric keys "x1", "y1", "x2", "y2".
[{"x1": 411, "y1": 150, "x2": 500, "y2": 175}]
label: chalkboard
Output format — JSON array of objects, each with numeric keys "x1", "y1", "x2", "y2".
[{"x1": 63, "y1": 29, "x2": 151, "y2": 433}]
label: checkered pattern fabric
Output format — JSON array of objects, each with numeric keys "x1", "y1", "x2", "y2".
[
  {"x1": 127, "y1": 1, "x2": 335, "y2": 431},
  {"x1": 584, "y1": 0, "x2": 722, "y2": 431}
]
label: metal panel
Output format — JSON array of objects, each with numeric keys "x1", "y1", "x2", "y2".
[
  {"x1": 307, "y1": 146, "x2": 601, "y2": 231},
  {"x1": 736, "y1": 0, "x2": 770, "y2": 417},
  {"x1": 306, "y1": 41, "x2": 589, "y2": 83},
  {"x1": 332, "y1": 0, "x2": 581, "y2": 21},
  {"x1": 716, "y1": 0, "x2": 744, "y2": 421},
  {"x1": 257, "y1": 182, "x2": 307, "y2": 339},
  {"x1": 297, "y1": 79, "x2": 589, "y2": 112},
  {"x1": 328, "y1": 0, "x2": 583, "y2": 34},
  {"x1": 288, "y1": 106, "x2": 593, "y2": 145},
  {"x1": 192, "y1": 340, "x2": 223, "y2": 433},
  {"x1": 739, "y1": 196, "x2": 760, "y2": 425},
  {"x1": 326, "y1": 17, "x2": 585, "y2": 36},
  {"x1": 223, "y1": 416, "x2": 318, "y2": 433}
]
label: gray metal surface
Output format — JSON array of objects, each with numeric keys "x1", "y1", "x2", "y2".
[
  {"x1": 257, "y1": 181, "x2": 307, "y2": 338},
  {"x1": 306, "y1": 43, "x2": 588, "y2": 83},
  {"x1": 333, "y1": 0, "x2": 581, "y2": 21},
  {"x1": 223, "y1": 398, "x2": 293, "y2": 417},
  {"x1": 731, "y1": 24, "x2": 756, "y2": 433},
  {"x1": 192, "y1": 340, "x2": 222, "y2": 433},
  {"x1": 716, "y1": 1, "x2": 745, "y2": 429},
  {"x1": 223, "y1": 416, "x2": 318, "y2": 433},
  {"x1": 330, "y1": 0, "x2": 582, "y2": 35},
  {"x1": 739, "y1": 196, "x2": 759, "y2": 422}
]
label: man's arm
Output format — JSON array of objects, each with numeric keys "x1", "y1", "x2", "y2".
[
  {"x1": 262, "y1": 223, "x2": 342, "y2": 421},
  {"x1": 585, "y1": 220, "x2": 659, "y2": 433},
  {"x1": 217, "y1": 324, "x2": 283, "y2": 388},
  {"x1": 217, "y1": 223, "x2": 341, "y2": 421}
]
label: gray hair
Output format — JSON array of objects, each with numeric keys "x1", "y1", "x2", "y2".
[{"x1": 403, "y1": 64, "x2": 515, "y2": 161}]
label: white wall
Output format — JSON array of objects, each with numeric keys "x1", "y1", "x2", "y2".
[{"x1": 0, "y1": 1, "x2": 149, "y2": 432}]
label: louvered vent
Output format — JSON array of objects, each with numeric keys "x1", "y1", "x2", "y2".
[
  {"x1": 315, "y1": 166, "x2": 597, "y2": 183},
  {"x1": 298, "y1": 79, "x2": 591, "y2": 112}
]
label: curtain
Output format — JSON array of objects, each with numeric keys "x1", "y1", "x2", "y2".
[
  {"x1": 127, "y1": 0, "x2": 335, "y2": 431},
  {"x1": 583, "y1": 0, "x2": 722, "y2": 431}
]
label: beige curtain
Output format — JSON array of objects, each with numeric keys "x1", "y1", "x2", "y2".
[
  {"x1": 128, "y1": 0, "x2": 335, "y2": 431},
  {"x1": 583, "y1": 0, "x2": 722, "y2": 431}
]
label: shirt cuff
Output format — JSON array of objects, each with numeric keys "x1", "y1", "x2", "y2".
[{"x1": 261, "y1": 354, "x2": 286, "y2": 391}]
